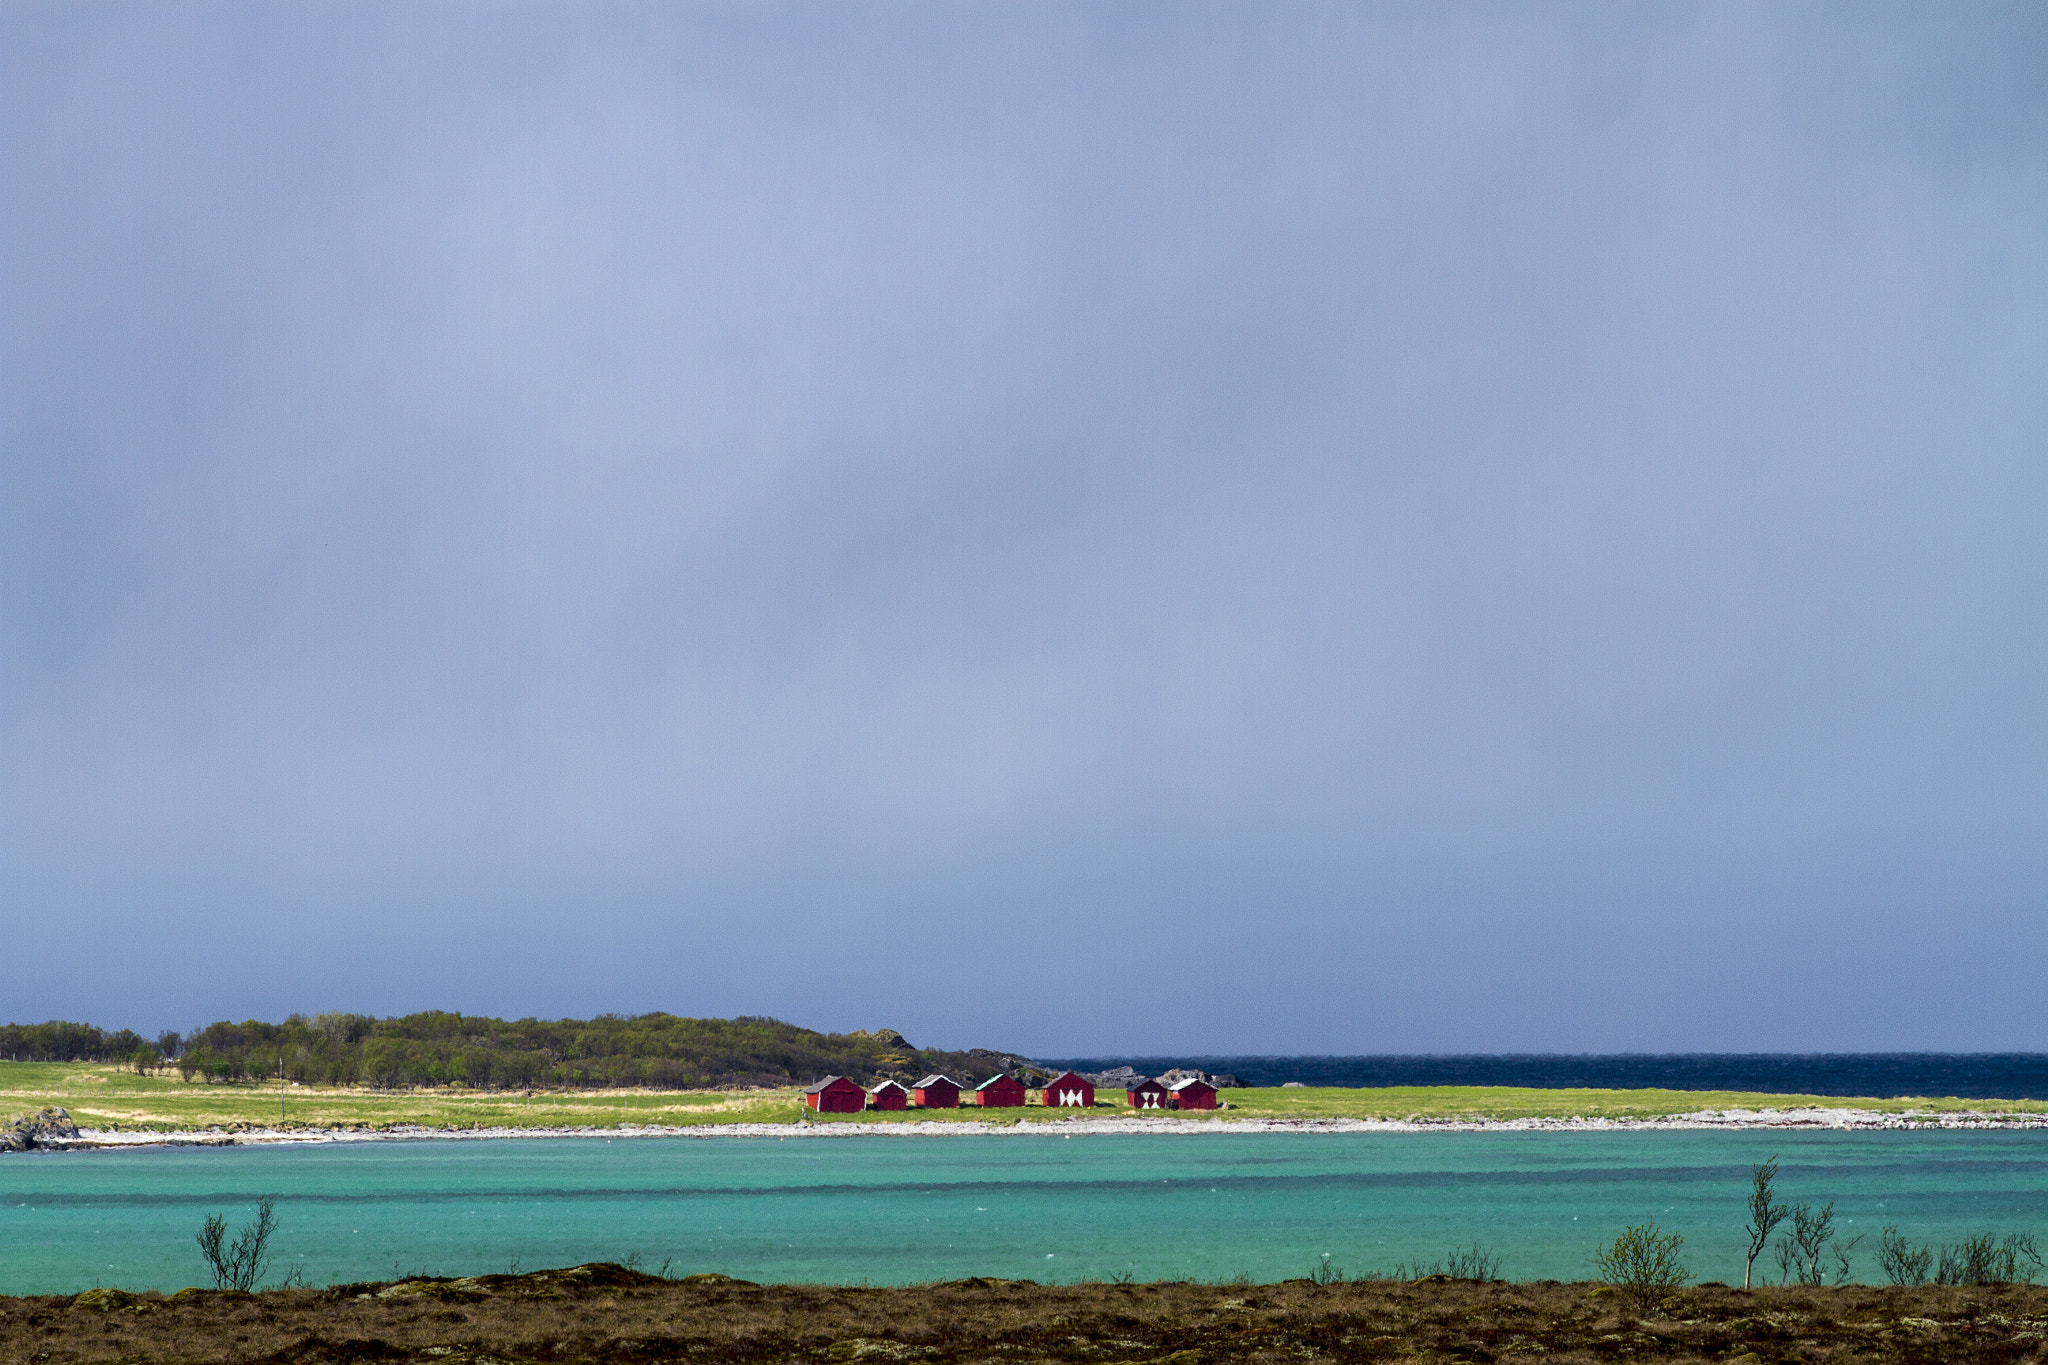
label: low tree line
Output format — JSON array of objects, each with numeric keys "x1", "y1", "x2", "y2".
[
  {"x1": 3, "y1": 1012, "x2": 1011, "y2": 1092},
  {"x1": 0, "y1": 1020, "x2": 170, "y2": 1064}
]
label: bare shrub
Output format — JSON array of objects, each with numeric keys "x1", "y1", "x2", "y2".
[
  {"x1": 1877, "y1": 1225, "x2": 1932, "y2": 1286},
  {"x1": 1391, "y1": 1243, "x2": 1503, "y2": 1282},
  {"x1": 1934, "y1": 1232, "x2": 2043, "y2": 1286},
  {"x1": 1773, "y1": 1202, "x2": 1861, "y2": 1286},
  {"x1": 1443, "y1": 1243, "x2": 1503, "y2": 1282},
  {"x1": 195, "y1": 1196, "x2": 278, "y2": 1292}
]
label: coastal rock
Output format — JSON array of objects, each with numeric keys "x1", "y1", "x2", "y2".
[
  {"x1": 1159, "y1": 1069, "x2": 1246, "y2": 1088},
  {"x1": 0, "y1": 1105, "x2": 81, "y2": 1151},
  {"x1": 1077, "y1": 1066, "x2": 1247, "y2": 1089},
  {"x1": 962, "y1": 1049, "x2": 1054, "y2": 1083},
  {"x1": 1080, "y1": 1066, "x2": 1146, "y2": 1088}
]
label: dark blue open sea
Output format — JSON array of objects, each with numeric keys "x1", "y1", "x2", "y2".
[{"x1": 1042, "y1": 1054, "x2": 2048, "y2": 1100}]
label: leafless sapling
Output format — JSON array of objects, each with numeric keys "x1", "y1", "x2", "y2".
[
  {"x1": 1742, "y1": 1157, "x2": 1789, "y2": 1289},
  {"x1": 1773, "y1": 1201, "x2": 1859, "y2": 1285},
  {"x1": 195, "y1": 1196, "x2": 278, "y2": 1292}
]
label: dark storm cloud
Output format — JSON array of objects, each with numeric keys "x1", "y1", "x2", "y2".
[{"x1": 3, "y1": 3, "x2": 2042, "y2": 1051}]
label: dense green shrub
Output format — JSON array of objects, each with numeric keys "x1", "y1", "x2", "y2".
[{"x1": 1593, "y1": 1222, "x2": 1691, "y2": 1313}]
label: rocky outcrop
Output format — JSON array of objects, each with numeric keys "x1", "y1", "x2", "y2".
[
  {"x1": 1076, "y1": 1066, "x2": 1247, "y2": 1089},
  {"x1": 849, "y1": 1028, "x2": 915, "y2": 1051},
  {"x1": 1161, "y1": 1068, "x2": 1246, "y2": 1088},
  {"x1": 0, "y1": 1105, "x2": 81, "y2": 1151},
  {"x1": 1079, "y1": 1066, "x2": 1145, "y2": 1088},
  {"x1": 960, "y1": 1049, "x2": 1055, "y2": 1083}
]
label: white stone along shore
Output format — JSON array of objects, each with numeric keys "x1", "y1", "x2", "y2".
[{"x1": 31, "y1": 1106, "x2": 2048, "y2": 1150}]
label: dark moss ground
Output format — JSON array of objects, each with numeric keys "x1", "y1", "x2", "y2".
[{"x1": 6, "y1": 1265, "x2": 2046, "y2": 1365}]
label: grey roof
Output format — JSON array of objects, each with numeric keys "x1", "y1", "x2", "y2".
[
  {"x1": 1168, "y1": 1077, "x2": 1215, "y2": 1091},
  {"x1": 802, "y1": 1075, "x2": 856, "y2": 1094},
  {"x1": 869, "y1": 1078, "x2": 908, "y2": 1093},
  {"x1": 913, "y1": 1074, "x2": 957, "y2": 1089},
  {"x1": 974, "y1": 1072, "x2": 1026, "y2": 1090}
]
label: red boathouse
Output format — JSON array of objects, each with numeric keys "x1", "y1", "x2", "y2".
[
  {"x1": 912, "y1": 1074, "x2": 961, "y2": 1108},
  {"x1": 868, "y1": 1079, "x2": 909, "y2": 1111},
  {"x1": 972, "y1": 1073, "x2": 1028, "y2": 1107},
  {"x1": 1169, "y1": 1077, "x2": 1220, "y2": 1111},
  {"x1": 1127, "y1": 1077, "x2": 1171, "y2": 1110},
  {"x1": 1042, "y1": 1071, "x2": 1095, "y2": 1108},
  {"x1": 803, "y1": 1075, "x2": 867, "y2": 1113}
]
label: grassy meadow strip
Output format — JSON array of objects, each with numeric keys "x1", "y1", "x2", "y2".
[
  {"x1": 5, "y1": 1062, "x2": 2046, "y2": 1134},
  {"x1": 1226, "y1": 1084, "x2": 2048, "y2": 1121}
]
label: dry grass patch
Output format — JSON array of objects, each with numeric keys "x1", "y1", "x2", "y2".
[{"x1": 6, "y1": 1267, "x2": 2048, "y2": 1365}]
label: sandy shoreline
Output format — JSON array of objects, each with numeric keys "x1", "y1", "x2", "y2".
[{"x1": 35, "y1": 1107, "x2": 2048, "y2": 1149}]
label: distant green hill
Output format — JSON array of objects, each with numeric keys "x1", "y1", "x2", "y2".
[{"x1": 0, "y1": 1014, "x2": 1043, "y2": 1091}]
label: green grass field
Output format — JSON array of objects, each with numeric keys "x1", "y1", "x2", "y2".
[
  {"x1": 5, "y1": 1062, "x2": 2043, "y2": 1133},
  {"x1": 1215, "y1": 1083, "x2": 2048, "y2": 1121}
]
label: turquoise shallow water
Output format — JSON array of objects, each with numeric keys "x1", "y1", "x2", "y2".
[{"x1": 2, "y1": 1130, "x2": 2043, "y2": 1294}]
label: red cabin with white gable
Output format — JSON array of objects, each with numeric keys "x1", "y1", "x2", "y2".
[
  {"x1": 1127, "y1": 1077, "x2": 1171, "y2": 1110},
  {"x1": 868, "y1": 1079, "x2": 909, "y2": 1110},
  {"x1": 1169, "y1": 1077, "x2": 1219, "y2": 1111},
  {"x1": 912, "y1": 1074, "x2": 961, "y2": 1108},
  {"x1": 972, "y1": 1073, "x2": 1028, "y2": 1107},
  {"x1": 1042, "y1": 1071, "x2": 1095, "y2": 1108},
  {"x1": 802, "y1": 1075, "x2": 867, "y2": 1113}
]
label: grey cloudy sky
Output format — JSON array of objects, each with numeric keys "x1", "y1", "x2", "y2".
[{"x1": 3, "y1": 3, "x2": 2042, "y2": 1055}]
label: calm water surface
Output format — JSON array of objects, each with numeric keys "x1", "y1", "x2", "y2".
[
  {"x1": 1049, "y1": 1054, "x2": 2048, "y2": 1098},
  {"x1": 2, "y1": 1130, "x2": 2043, "y2": 1294}
]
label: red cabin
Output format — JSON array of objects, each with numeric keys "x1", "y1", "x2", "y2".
[
  {"x1": 1127, "y1": 1077, "x2": 1171, "y2": 1110},
  {"x1": 972, "y1": 1073, "x2": 1028, "y2": 1107},
  {"x1": 803, "y1": 1075, "x2": 867, "y2": 1113},
  {"x1": 912, "y1": 1074, "x2": 961, "y2": 1108},
  {"x1": 868, "y1": 1079, "x2": 909, "y2": 1111},
  {"x1": 1042, "y1": 1071, "x2": 1095, "y2": 1108},
  {"x1": 1169, "y1": 1077, "x2": 1220, "y2": 1111}
]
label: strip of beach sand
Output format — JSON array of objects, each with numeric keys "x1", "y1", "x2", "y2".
[{"x1": 41, "y1": 1105, "x2": 2048, "y2": 1148}]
